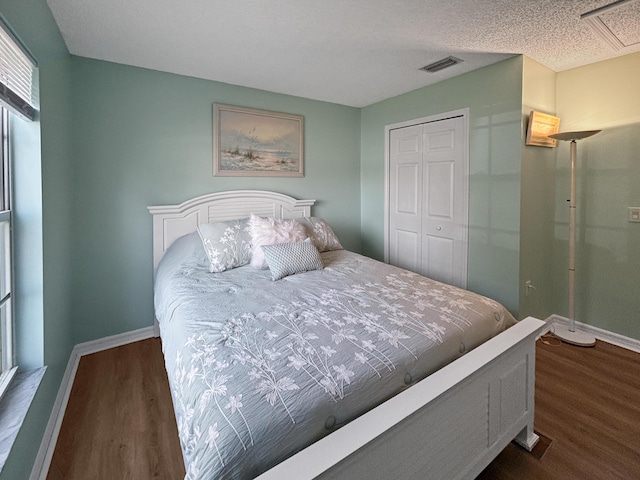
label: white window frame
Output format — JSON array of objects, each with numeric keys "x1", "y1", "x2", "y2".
[
  {"x1": 0, "y1": 20, "x2": 36, "y2": 401},
  {"x1": 0, "y1": 106, "x2": 14, "y2": 401}
]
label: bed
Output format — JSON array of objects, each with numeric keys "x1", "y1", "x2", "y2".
[{"x1": 149, "y1": 190, "x2": 545, "y2": 480}]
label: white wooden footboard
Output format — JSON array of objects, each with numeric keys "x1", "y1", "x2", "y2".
[{"x1": 257, "y1": 316, "x2": 545, "y2": 480}]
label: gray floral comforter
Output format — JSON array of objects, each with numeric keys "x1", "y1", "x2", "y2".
[{"x1": 154, "y1": 233, "x2": 516, "y2": 479}]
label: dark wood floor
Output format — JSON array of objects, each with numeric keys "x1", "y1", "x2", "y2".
[
  {"x1": 47, "y1": 338, "x2": 185, "y2": 480},
  {"x1": 47, "y1": 335, "x2": 640, "y2": 479},
  {"x1": 478, "y1": 336, "x2": 640, "y2": 480}
]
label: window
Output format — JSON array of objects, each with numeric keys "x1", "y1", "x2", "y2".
[
  {"x1": 0, "y1": 106, "x2": 14, "y2": 396},
  {"x1": 0, "y1": 23, "x2": 37, "y2": 121},
  {"x1": 0, "y1": 21, "x2": 36, "y2": 399}
]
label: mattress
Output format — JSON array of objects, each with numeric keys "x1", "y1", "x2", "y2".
[{"x1": 154, "y1": 232, "x2": 516, "y2": 479}]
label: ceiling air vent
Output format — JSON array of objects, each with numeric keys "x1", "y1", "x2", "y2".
[
  {"x1": 581, "y1": 0, "x2": 640, "y2": 51},
  {"x1": 420, "y1": 56, "x2": 463, "y2": 73}
]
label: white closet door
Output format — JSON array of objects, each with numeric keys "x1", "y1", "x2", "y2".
[
  {"x1": 421, "y1": 116, "x2": 466, "y2": 286},
  {"x1": 389, "y1": 124, "x2": 423, "y2": 272},
  {"x1": 388, "y1": 115, "x2": 468, "y2": 288}
]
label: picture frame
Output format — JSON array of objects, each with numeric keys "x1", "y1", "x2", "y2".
[
  {"x1": 525, "y1": 110, "x2": 561, "y2": 147},
  {"x1": 213, "y1": 103, "x2": 304, "y2": 177}
]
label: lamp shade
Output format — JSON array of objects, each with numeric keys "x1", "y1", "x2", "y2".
[{"x1": 548, "y1": 130, "x2": 601, "y2": 142}]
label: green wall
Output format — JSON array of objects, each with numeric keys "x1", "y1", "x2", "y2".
[
  {"x1": 519, "y1": 58, "x2": 557, "y2": 321},
  {"x1": 551, "y1": 123, "x2": 640, "y2": 339},
  {"x1": 553, "y1": 53, "x2": 640, "y2": 340},
  {"x1": 69, "y1": 57, "x2": 362, "y2": 344},
  {"x1": 0, "y1": 0, "x2": 74, "y2": 478},
  {"x1": 360, "y1": 57, "x2": 524, "y2": 314},
  {"x1": 569, "y1": 124, "x2": 640, "y2": 337}
]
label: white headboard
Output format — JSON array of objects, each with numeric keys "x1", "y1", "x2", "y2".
[{"x1": 148, "y1": 190, "x2": 316, "y2": 269}]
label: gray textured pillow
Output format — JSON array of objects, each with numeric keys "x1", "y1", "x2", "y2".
[
  {"x1": 197, "y1": 219, "x2": 252, "y2": 272},
  {"x1": 261, "y1": 239, "x2": 324, "y2": 281},
  {"x1": 295, "y1": 217, "x2": 343, "y2": 252}
]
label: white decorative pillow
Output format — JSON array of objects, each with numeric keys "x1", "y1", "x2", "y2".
[
  {"x1": 248, "y1": 214, "x2": 308, "y2": 269},
  {"x1": 197, "y1": 219, "x2": 252, "y2": 272},
  {"x1": 295, "y1": 217, "x2": 343, "y2": 252},
  {"x1": 261, "y1": 238, "x2": 324, "y2": 281}
]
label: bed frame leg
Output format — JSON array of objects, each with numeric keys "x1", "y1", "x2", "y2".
[{"x1": 514, "y1": 424, "x2": 539, "y2": 452}]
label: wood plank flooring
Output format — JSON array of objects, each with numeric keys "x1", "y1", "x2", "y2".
[
  {"x1": 47, "y1": 335, "x2": 640, "y2": 479},
  {"x1": 478, "y1": 337, "x2": 640, "y2": 480},
  {"x1": 47, "y1": 338, "x2": 185, "y2": 480}
]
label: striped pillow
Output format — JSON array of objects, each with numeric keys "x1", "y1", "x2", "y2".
[{"x1": 261, "y1": 239, "x2": 323, "y2": 281}]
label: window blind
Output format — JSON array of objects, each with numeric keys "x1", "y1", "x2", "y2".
[{"x1": 0, "y1": 23, "x2": 36, "y2": 121}]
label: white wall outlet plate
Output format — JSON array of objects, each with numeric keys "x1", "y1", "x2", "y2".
[{"x1": 629, "y1": 207, "x2": 640, "y2": 223}]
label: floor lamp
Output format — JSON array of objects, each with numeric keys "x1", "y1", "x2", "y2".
[{"x1": 548, "y1": 130, "x2": 601, "y2": 347}]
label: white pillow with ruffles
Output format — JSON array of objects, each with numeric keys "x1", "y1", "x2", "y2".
[{"x1": 248, "y1": 214, "x2": 308, "y2": 269}]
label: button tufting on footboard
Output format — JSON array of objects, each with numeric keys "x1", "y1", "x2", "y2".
[
  {"x1": 324, "y1": 416, "x2": 336, "y2": 430},
  {"x1": 404, "y1": 373, "x2": 413, "y2": 385},
  {"x1": 459, "y1": 342, "x2": 466, "y2": 353}
]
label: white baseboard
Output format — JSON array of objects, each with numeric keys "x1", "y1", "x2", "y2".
[
  {"x1": 29, "y1": 348, "x2": 81, "y2": 480},
  {"x1": 546, "y1": 314, "x2": 640, "y2": 353},
  {"x1": 29, "y1": 326, "x2": 157, "y2": 480},
  {"x1": 74, "y1": 325, "x2": 157, "y2": 357}
]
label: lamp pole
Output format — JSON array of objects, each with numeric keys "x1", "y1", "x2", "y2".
[
  {"x1": 568, "y1": 139, "x2": 577, "y2": 322},
  {"x1": 548, "y1": 130, "x2": 600, "y2": 347}
]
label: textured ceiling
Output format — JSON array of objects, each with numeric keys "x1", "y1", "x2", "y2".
[{"x1": 45, "y1": 0, "x2": 640, "y2": 107}]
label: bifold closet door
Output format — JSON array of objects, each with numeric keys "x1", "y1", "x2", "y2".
[{"x1": 389, "y1": 116, "x2": 467, "y2": 288}]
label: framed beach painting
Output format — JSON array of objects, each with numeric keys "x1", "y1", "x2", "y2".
[{"x1": 213, "y1": 103, "x2": 304, "y2": 177}]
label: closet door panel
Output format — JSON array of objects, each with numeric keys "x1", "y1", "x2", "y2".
[{"x1": 389, "y1": 125, "x2": 422, "y2": 270}]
